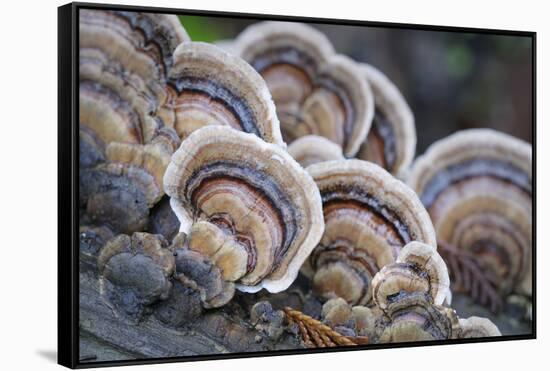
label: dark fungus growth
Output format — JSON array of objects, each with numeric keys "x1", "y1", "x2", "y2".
[{"x1": 98, "y1": 233, "x2": 174, "y2": 323}]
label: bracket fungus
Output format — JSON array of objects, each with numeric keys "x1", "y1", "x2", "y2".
[
  {"x1": 321, "y1": 298, "x2": 353, "y2": 328},
  {"x1": 170, "y1": 234, "x2": 236, "y2": 309},
  {"x1": 306, "y1": 159, "x2": 436, "y2": 305},
  {"x1": 79, "y1": 10, "x2": 190, "y2": 234},
  {"x1": 163, "y1": 126, "x2": 324, "y2": 305},
  {"x1": 370, "y1": 246, "x2": 458, "y2": 343},
  {"x1": 287, "y1": 135, "x2": 345, "y2": 168},
  {"x1": 97, "y1": 233, "x2": 175, "y2": 322},
  {"x1": 372, "y1": 241, "x2": 450, "y2": 311},
  {"x1": 377, "y1": 291, "x2": 459, "y2": 343},
  {"x1": 79, "y1": 135, "x2": 179, "y2": 234},
  {"x1": 356, "y1": 64, "x2": 415, "y2": 177},
  {"x1": 407, "y1": 129, "x2": 532, "y2": 298},
  {"x1": 80, "y1": 9, "x2": 190, "y2": 144},
  {"x1": 458, "y1": 316, "x2": 501, "y2": 338},
  {"x1": 165, "y1": 42, "x2": 284, "y2": 146},
  {"x1": 233, "y1": 22, "x2": 373, "y2": 156}
]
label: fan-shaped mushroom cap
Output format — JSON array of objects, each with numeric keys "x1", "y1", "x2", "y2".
[
  {"x1": 287, "y1": 135, "x2": 344, "y2": 167},
  {"x1": 356, "y1": 64, "x2": 415, "y2": 176},
  {"x1": 233, "y1": 21, "x2": 334, "y2": 70},
  {"x1": 79, "y1": 77, "x2": 151, "y2": 146},
  {"x1": 379, "y1": 292, "x2": 458, "y2": 343},
  {"x1": 80, "y1": 10, "x2": 189, "y2": 86},
  {"x1": 79, "y1": 47, "x2": 162, "y2": 146},
  {"x1": 166, "y1": 42, "x2": 283, "y2": 146},
  {"x1": 298, "y1": 55, "x2": 373, "y2": 156},
  {"x1": 97, "y1": 233, "x2": 175, "y2": 321},
  {"x1": 163, "y1": 126, "x2": 324, "y2": 294},
  {"x1": 172, "y1": 243, "x2": 235, "y2": 309},
  {"x1": 233, "y1": 22, "x2": 373, "y2": 156},
  {"x1": 80, "y1": 10, "x2": 190, "y2": 142},
  {"x1": 459, "y1": 316, "x2": 501, "y2": 338},
  {"x1": 306, "y1": 159, "x2": 436, "y2": 305},
  {"x1": 80, "y1": 125, "x2": 180, "y2": 232},
  {"x1": 351, "y1": 305, "x2": 379, "y2": 338},
  {"x1": 408, "y1": 129, "x2": 532, "y2": 296},
  {"x1": 372, "y1": 241, "x2": 450, "y2": 310},
  {"x1": 105, "y1": 139, "x2": 174, "y2": 205},
  {"x1": 321, "y1": 298, "x2": 352, "y2": 327}
]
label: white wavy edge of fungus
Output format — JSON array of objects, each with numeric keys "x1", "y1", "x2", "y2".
[
  {"x1": 407, "y1": 128, "x2": 532, "y2": 193},
  {"x1": 307, "y1": 159, "x2": 437, "y2": 249},
  {"x1": 397, "y1": 241, "x2": 451, "y2": 306},
  {"x1": 164, "y1": 125, "x2": 325, "y2": 294},
  {"x1": 359, "y1": 63, "x2": 416, "y2": 177},
  {"x1": 170, "y1": 41, "x2": 286, "y2": 149}
]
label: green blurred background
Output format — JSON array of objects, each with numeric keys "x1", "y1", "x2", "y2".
[{"x1": 179, "y1": 15, "x2": 533, "y2": 153}]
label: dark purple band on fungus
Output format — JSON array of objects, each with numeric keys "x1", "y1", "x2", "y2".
[
  {"x1": 208, "y1": 213, "x2": 258, "y2": 273},
  {"x1": 370, "y1": 109, "x2": 397, "y2": 171},
  {"x1": 112, "y1": 11, "x2": 180, "y2": 75},
  {"x1": 250, "y1": 47, "x2": 319, "y2": 83},
  {"x1": 168, "y1": 76, "x2": 262, "y2": 137},
  {"x1": 81, "y1": 10, "x2": 175, "y2": 79},
  {"x1": 420, "y1": 159, "x2": 532, "y2": 208},
  {"x1": 310, "y1": 242, "x2": 378, "y2": 302},
  {"x1": 321, "y1": 188, "x2": 412, "y2": 244},
  {"x1": 80, "y1": 80, "x2": 145, "y2": 143},
  {"x1": 80, "y1": 49, "x2": 160, "y2": 113},
  {"x1": 183, "y1": 161, "x2": 300, "y2": 274},
  {"x1": 386, "y1": 292, "x2": 453, "y2": 339},
  {"x1": 314, "y1": 75, "x2": 356, "y2": 153}
]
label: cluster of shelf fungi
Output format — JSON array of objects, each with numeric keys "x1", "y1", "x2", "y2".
[{"x1": 78, "y1": 10, "x2": 532, "y2": 362}]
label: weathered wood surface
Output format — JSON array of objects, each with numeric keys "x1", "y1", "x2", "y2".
[
  {"x1": 78, "y1": 254, "x2": 531, "y2": 363},
  {"x1": 79, "y1": 260, "x2": 302, "y2": 363}
]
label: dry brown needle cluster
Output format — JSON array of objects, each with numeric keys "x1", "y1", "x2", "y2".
[{"x1": 284, "y1": 307, "x2": 367, "y2": 347}]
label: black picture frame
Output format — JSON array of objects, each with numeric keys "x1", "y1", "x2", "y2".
[{"x1": 58, "y1": 2, "x2": 537, "y2": 368}]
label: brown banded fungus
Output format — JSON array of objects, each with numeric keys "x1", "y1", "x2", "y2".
[
  {"x1": 104, "y1": 139, "x2": 175, "y2": 206},
  {"x1": 458, "y1": 316, "x2": 501, "y2": 338},
  {"x1": 371, "y1": 241, "x2": 450, "y2": 311},
  {"x1": 79, "y1": 10, "x2": 189, "y2": 233},
  {"x1": 407, "y1": 129, "x2": 532, "y2": 298},
  {"x1": 287, "y1": 135, "x2": 344, "y2": 168},
  {"x1": 163, "y1": 126, "x2": 324, "y2": 305},
  {"x1": 306, "y1": 160, "x2": 436, "y2": 305},
  {"x1": 165, "y1": 42, "x2": 284, "y2": 146},
  {"x1": 80, "y1": 10, "x2": 190, "y2": 143},
  {"x1": 319, "y1": 298, "x2": 383, "y2": 341},
  {"x1": 356, "y1": 64, "x2": 415, "y2": 177},
  {"x1": 79, "y1": 135, "x2": 179, "y2": 234},
  {"x1": 321, "y1": 298, "x2": 353, "y2": 328},
  {"x1": 372, "y1": 249, "x2": 459, "y2": 343},
  {"x1": 97, "y1": 233, "x2": 175, "y2": 322},
  {"x1": 233, "y1": 22, "x2": 373, "y2": 156},
  {"x1": 169, "y1": 233, "x2": 235, "y2": 309},
  {"x1": 378, "y1": 291, "x2": 459, "y2": 343}
]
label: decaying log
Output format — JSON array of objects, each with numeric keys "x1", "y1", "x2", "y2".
[{"x1": 79, "y1": 260, "x2": 303, "y2": 363}]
